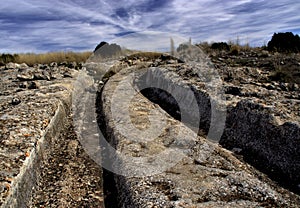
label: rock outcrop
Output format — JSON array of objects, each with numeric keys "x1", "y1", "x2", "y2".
[
  {"x1": 1, "y1": 46, "x2": 299, "y2": 207},
  {"x1": 0, "y1": 63, "x2": 104, "y2": 207},
  {"x1": 96, "y1": 51, "x2": 300, "y2": 207}
]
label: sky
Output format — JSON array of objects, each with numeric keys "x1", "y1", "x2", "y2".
[{"x1": 0, "y1": 0, "x2": 300, "y2": 53}]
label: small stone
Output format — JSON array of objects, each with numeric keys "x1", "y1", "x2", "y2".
[
  {"x1": 167, "y1": 60, "x2": 177, "y2": 64},
  {"x1": 33, "y1": 71, "x2": 51, "y2": 80},
  {"x1": 63, "y1": 72, "x2": 72, "y2": 78},
  {"x1": 39, "y1": 64, "x2": 48, "y2": 70},
  {"x1": 17, "y1": 73, "x2": 34, "y2": 81},
  {"x1": 28, "y1": 81, "x2": 40, "y2": 89},
  {"x1": 19, "y1": 82, "x2": 27, "y2": 88},
  {"x1": 6, "y1": 62, "x2": 19, "y2": 69},
  {"x1": 279, "y1": 82, "x2": 288, "y2": 91},
  {"x1": 68, "y1": 62, "x2": 77, "y2": 68},
  {"x1": 50, "y1": 62, "x2": 58, "y2": 67},
  {"x1": 19, "y1": 63, "x2": 28, "y2": 70},
  {"x1": 11, "y1": 97, "x2": 21, "y2": 105},
  {"x1": 232, "y1": 147, "x2": 243, "y2": 154}
]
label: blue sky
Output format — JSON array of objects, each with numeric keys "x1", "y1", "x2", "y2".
[{"x1": 1, "y1": 0, "x2": 300, "y2": 53}]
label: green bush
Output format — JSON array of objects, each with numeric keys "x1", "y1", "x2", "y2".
[
  {"x1": 267, "y1": 32, "x2": 300, "y2": 53},
  {"x1": 211, "y1": 42, "x2": 230, "y2": 51},
  {"x1": 0, "y1": 53, "x2": 19, "y2": 65}
]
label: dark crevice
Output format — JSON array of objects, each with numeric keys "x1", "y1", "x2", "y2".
[
  {"x1": 135, "y1": 69, "x2": 212, "y2": 137},
  {"x1": 139, "y1": 86, "x2": 212, "y2": 136},
  {"x1": 96, "y1": 88, "x2": 138, "y2": 208},
  {"x1": 140, "y1": 88, "x2": 181, "y2": 121},
  {"x1": 96, "y1": 89, "x2": 119, "y2": 208},
  {"x1": 136, "y1": 72, "x2": 300, "y2": 195}
]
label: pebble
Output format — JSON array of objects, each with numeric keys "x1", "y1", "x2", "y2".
[
  {"x1": 19, "y1": 82, "x2": 27, "y2": 89},
  {"x1": 28, "y1": 81, "x2": 40, "y2": 89},
  {"x1": 63, "y1": 72, "x2": 72, "y2": 78},
  {"x1": 11, "y1": 97, "x2": 21, "y2": 105},
  {"x1": 17, "y1": 74, "x2": 34, "y2": 81}
]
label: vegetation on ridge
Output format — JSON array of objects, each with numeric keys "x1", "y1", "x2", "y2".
[{"x1": 0, "y1": 51, "x2": 92, "y2": 66}]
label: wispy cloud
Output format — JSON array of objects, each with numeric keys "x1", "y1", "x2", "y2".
[{"x1": 0, "y1": 0, "x2": 299, "y2": 52}]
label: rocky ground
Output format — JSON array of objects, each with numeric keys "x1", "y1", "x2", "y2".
[
  {"x1": 200, "y1": 48, "x2": 300, "y2": 192},
  {"x1": 28, "y1": 116, "x2": 104, "y2": 208},
  {"x1": 0, "y1": 46, "x2": 299, "y2": 207},
  {"x1": 0, "y1": 63, "x2": 104, "y2": 207},
  {"x1": 98, "y1": 58, "x2": 300, "y2": 207}
]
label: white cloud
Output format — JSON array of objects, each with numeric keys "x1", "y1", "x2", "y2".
[{"x1": 0, "y1": 0, "x2": 300, "y2": 52}]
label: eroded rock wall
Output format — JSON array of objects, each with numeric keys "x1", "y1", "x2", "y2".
[
  {"x1": 98, "y1": 65, "x2": 300, "y2": 207},
  {"x1": 133, "y1": 62, "x2": 300, "y2": 194}
]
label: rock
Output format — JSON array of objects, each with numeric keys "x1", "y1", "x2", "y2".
[
  {"x1": 17, "y1": 73, "x2": 34, "y2": 81},
  {"x1": 33, "y1": 71, "x2": 51, "y2": 81},
  {"x1": 49, "y1": 62, "x2": 58, "y2": 67},
  {"x1": 28, "y1": 81, "x2": 40, "y2": 89},
  {"x1": 232, "y1": 147, "x2": 243, "y2": 154},
  {"x1": 263, "y1": 83, "x2": 276, "y2": 90},
  {"x1": 58, "y1": 61, "x2": 68, "y2": 67},
  {"x1": 167, "y1": 60, "x2": 177, "y2": 64},
  {"x1": 98, "y1": 65, "x2": 300, "y2": 207},
  {"x1": 39, "y1": 64, "x2": 49, "y2": 70},
  {"x1": 93, "y1": 42, "x2": 122, "y2": 58},
  {"x1": 288, "y1": 83, "x2": 299, "y2": 91},
  {"x1": 279, "y1": 82, "x2": 289, "y2": 91},
  {"x1": 19, "y1": 63, "x2": 28, "y2": 70},
  {"x1": 19, "y1": 82, "x2": 27, "y2": 89},
  {"x1": 67, "y1": 62, "x2": 77, "y2": 69},
  {"x1": 11, "y1": 97, "x2": 21, "y2": 105},
  {"x1": 5, "y1": 62, "x2": 19, "y2": 69},
  {"x1": 63, "y1": 72, "x2": 72, "y2": 78}
]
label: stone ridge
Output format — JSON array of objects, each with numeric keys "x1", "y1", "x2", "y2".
[
  {"x1": 137, "y1": 60, "x2": 300, "y2": 193},
  {"x1": 0, "y1": 64, "x2": 75, "y2": 206},
  {"x1": 0, "y1": 63, "x2": 104, "y2": 207},
  {"x1": 98, "y1": 64, "x2": 300, "y2": 207},
  {"x1": 113, "y1": 51, "x2": 300, "y2": 194}
]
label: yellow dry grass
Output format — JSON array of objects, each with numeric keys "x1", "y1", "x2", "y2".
[{"x1": 15, "y1": 51, "x2": 92, "y2": 66}]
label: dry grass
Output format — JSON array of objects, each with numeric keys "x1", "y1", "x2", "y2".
[
  {"x1": 197, "y1": 40, "x2": 253, "y2": 55},
  {"x1": 15, "y1": 51, "x2": 92, "y2": 66}
]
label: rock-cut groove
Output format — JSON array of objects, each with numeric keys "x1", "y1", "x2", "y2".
[
  {"x1": 96, "y1": 89, "x2": 119, "y2": 208},
  {"x1": 140, "y1": 88, "x2": 181, "y2": 121},
  {"x1": 96, "y1": 66, "x2": 300, "y2": 207},
  {"x1": 135, "y1": 67, "x2": 300, "y2": 195},
  {"x1": 96, "y1": 86, "x2": 139, "y2": 208}
]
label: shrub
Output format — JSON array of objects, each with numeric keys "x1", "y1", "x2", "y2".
[
  {"x1": 267, "y1": 32, "x2": 300, "y2": 53},
  {"x1": 229, "y1": 45, "x2": 239, "y2": 55},
  {"x1": 0, "y1": 53, "x2": 19, "y2": 65},
  {"x1": 211, "y1": 42, "x2": 230, "y2": 51}
]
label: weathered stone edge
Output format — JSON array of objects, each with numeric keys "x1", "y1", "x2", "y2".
[{"x1": 1, "y1": 99, "x2": 70, "y2": 208}]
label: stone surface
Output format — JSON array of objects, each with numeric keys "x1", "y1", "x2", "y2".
[
  {"x1": 1, "y1": 47, "x2": 300, "y2": 207},
  {"x1": 98, "y1": 61, "x2": 300, "y2": 207},
  {"x1": 0, "y1": 63, "x2": 104, "y2": 207}
]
